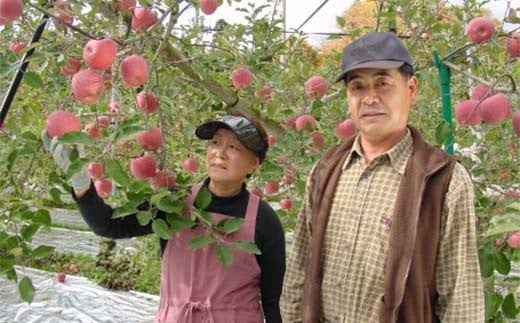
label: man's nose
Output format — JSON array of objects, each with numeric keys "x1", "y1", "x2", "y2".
[{"x1": 362, "y1": 88, "x2": 380, "y2": 105}]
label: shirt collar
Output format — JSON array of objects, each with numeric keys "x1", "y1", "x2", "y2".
[{"x1": 342, "y1": 128, "x2": 413, "y2": 175}]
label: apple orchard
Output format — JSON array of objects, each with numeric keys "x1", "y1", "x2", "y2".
[{"x1": 1, "y1": 0, "x2": 520, "y2": 320}]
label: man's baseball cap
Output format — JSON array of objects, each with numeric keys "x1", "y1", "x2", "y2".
[
  {"x1": 334, "y1": 31, "x2": 414, "y2": 83},
  {"x1": 196, "y1": 115, "x2": 268, "y2": 162}
]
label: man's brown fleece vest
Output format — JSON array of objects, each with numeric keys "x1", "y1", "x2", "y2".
[{"x1": 302, "y1": 126, "x2": 456, "y2": 323}]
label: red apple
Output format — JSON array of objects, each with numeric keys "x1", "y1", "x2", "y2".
[
  {"x1": 10, "y1": 41, "x2": 26, "y2": 54},
  {"x1": 231, "y1": 68, "x2": 252, "y2": 89},
  {"x1": 506, "y1": 33, "x2": 520, "y2": 57},
  {"x1": 84, "y1": 123, "x2": 100, "y2": 139},
  {"x1": 335, "y1": 119, "x2": 356, "y2": 140},
  {"x1": 200, "y1": 0, "x2": 218, "y2": 15},
  {"x1": 479, "y1": 93, "x2": 511, "y2": 124},
  {"x1": 96, "y1": 115, "x2": 110, "y2": 129},
  {"x1": 507, "y1": 232, "x2": 520, "y2": 248},
  {"x1": 0, "y1": 0, "x2": 24, "y2": 25},
  {"x1": 131, "y1": 7, "x2": 157, "y2": 31},
  {"x1": 264, "y1": 181, "x2": 279, "y2": 195},
  {"x1": 87, "y1": 162, "x2": 104, "y2": 179},
  {"x1": 82, "y1": 39, "x2": 117, "y2": 70},
  {"x1": 255, "y1": 85, "x2": 272, "y2": 104},
  {"x1": 182, "y1": 156, "x2": 198, "y2": 174},
  {"x1": 149, "y1": 169, "x2": 175, "y2": 190},
  {"x1": 94, "y1": 179, "x2": 112, "y2": 197},
  {"x1": 136, "y1": 91, "x2": 159, "y2": 114},
  {"x1": 512, "y1": 111, "x2": 520, "y2": 137},
  {"x1": 56, "y1": 272, "x2": 66, "y2": 282},
  {"x1": 282, "y1": 174, "x2": 294, "y2": 185},
  {"x1": 466, "y1": 17, "x2": 495, "y2": 43},
  {"x1": 280, "y1": 198, "x2": 292, "y2": 210},
  {"x1": 71, "y1": 69, "x2": 105, "y2": 104},
  {"x1": 470, "y1": 84, "x2": 496, "y2": 101},
  {"x1": 117, "y1": 0, "x2": 135, "y2": 14},
  {"x1": 45, "y1": 110, "x2": 81, "y2": 138},
  {"x1": 60, "y1": 56, "x2": 81, "y2": 76},
  {"x1": 120, "y1": 55, "x2": 149, "y2": 87},
  {"x1": 130, "y1": 156, "x2": 157, "y2": 179},
  {"x1": 454, "y1": 99, "x2": 482, "y2": 126},
  {"x1": 284, "y1": 117, "x2": 297, "y2": 130},
  {"x1": 137, "y1": 127, "x2": 162, "y2": 151},
  {"x1": 295, "y1": 114, "x2": 317, "y2": 131},
  {"x1": 311, "y1": 132, "x2": 324, "y2": 149},
  {"x1": 267, "y1": 134, "x2": 277, "y2": 147},
  {"x1": 304, "y1": 75, "x2": 328, "y2": 99},
  {"x1": 54, "y1": 0, "x2": 73, "y2": 26}
]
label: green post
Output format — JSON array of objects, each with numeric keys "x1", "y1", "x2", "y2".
[{"x1": 433, "y1": 50, "x2": 454, "y2": 155}]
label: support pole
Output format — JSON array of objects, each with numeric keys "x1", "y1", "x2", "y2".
[
  {"x1": 433, "y1": 50, "x2": 454, "y2": 155},
  {"x1": 0, "y1": 14, "x2": 49, "y2": 126}
]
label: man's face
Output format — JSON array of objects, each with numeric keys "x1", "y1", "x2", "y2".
[{"x1": 346, "y1": 68, "x2": 418, "y2": 146}]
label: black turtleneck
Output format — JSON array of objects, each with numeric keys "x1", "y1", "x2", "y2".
[{"x1": 73, "y1": 179, "x2": 285, "y2": 323}]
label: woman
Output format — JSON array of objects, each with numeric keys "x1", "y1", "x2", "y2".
[{"x1": 42, "y1": 114, "x2": 286, "y2": 323}]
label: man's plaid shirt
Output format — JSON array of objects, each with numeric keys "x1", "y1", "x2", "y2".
[{"x1": 281, "y1": 129, "x2": 484, "y2": 322}]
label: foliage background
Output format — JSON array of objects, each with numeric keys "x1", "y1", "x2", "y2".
[{"x1": 0, "y1": 0, "x2": 519, "y2": 321}]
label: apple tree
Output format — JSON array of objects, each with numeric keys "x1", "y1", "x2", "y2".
[{"x1": 0, "y1": 0, "x2": 519, "y2": 321}]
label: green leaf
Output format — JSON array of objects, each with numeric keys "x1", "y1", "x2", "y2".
[
  {"x1": 478, "y1": 248, "x2": 494, "y2": 278},
  {"x1": 24, "y1": 71, "x2": 43, "y2": 88},
  {"x1": 112, "y1": 203, "x2": 138, "y2": 219},
  {"x1": 194, "y1": 187, "x2": 212, "y2": 209},
  {"x1": 485, "y1": 291, "x2": 503, "y2": 320},
  {"x1": 49, "y1": 188, "x2": 62, "y2": 203},
  {"x1": 112, "y1": 125, "x2": 143, "y2": 144},
  {"x1": 156, "y1": 195, "x2": 184, "y2": 214},
  {"x1": 33, "y1": 209, "x2": 51, "y2": 226},
  {"x1": 216, "y1": 245, "x2": 234, "y2": 267},
  {"x1": 5, "y1": 268, "x2": 17, "y2": 281},
  {"x1": 234, "y1": 240, "x2": 262, "y2": 255},
  {"x1": 0, "y1": 254, "x2": 15, "y2": 272},
  {"x1": 18, "y1": 276, "x2": 35, "y2": 303},
  {"x1": 106, "y1": 159, "x2": 131, "y2": 187},
  {"x1": 189, "y1": 235, "x2": 217, "y2": 250},
  {"x1": 166, "y1": 214, "x2": 194, "y2": 233},
  {"x1": 66, "y1": 158, "x2": 89, "y2": 179},
  {"x1": 193, "y1": 209, "x2": 214, "y2": 227},
  {"x1": 136, "y1": 211, "x2": 152, "y2": 226},
  {"x1": 6, "y1": 150, "x2": 18, "y2": 172},
  {"x1": 336, "y1": 16, "x2": 346, "y2": 27},
  {"x1": 152, "y1": 219, "x2": 171, "y2": 240},
  {"x1": 484, "y1": 212, "x2": 520, "y2": 236},
  {"x1": 502, "y1": 293, "x2": 519, "y2": 319},
  {"x1": 59, "y1": 132, "x2": 94, "y2": 146},
  {"x1": 493, "y1": 251, "x2": 511, "y2": 275},
  {"x1": 435, "y1": 121, "x2": 451, "y2": 146},
  {"x1": 150, "y1": 190, "x2": 171, "y2": 206},
  {"x1": 216, "y1": 218, "x2": 243, "y2": 234},
  {"x1": 33, "y1": 245, "x2": 55, "y2": 258},
  {"x1": 21, "y1": 224, "x2": 40, "y2": 241}
]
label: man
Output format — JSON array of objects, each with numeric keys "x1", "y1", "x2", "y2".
[{"x1": 281, "y1": 31, "x2": 484, "y2": 322}]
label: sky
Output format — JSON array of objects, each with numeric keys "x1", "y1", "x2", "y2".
[{"x1": 177, "y1": 0, "x2": 518, "y2": 46}]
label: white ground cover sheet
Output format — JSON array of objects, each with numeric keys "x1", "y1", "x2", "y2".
[{"x1": 0, "y1": 267, "x2": 159, "y2": 323}]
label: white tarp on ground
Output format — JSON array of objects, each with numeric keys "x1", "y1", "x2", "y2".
[{"x1": 0, "y1": 267, "x2": 159, "y2": 323}]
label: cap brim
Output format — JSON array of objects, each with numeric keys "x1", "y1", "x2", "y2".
[
  {"x1": 195, "y1": 121, "x2": 229, "y2": 140},
  {"x1": 334, "y1": 60, "x2": 405, "y2": 83}
]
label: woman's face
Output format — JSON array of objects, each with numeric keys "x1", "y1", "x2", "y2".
[{"x1": 206, "y1": 128, "x2": 259, "y2": 189}]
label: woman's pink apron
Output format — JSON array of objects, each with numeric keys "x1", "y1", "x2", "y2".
[{"x1": 155, "y1": 184, "x2": 263, "y2": 323}]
